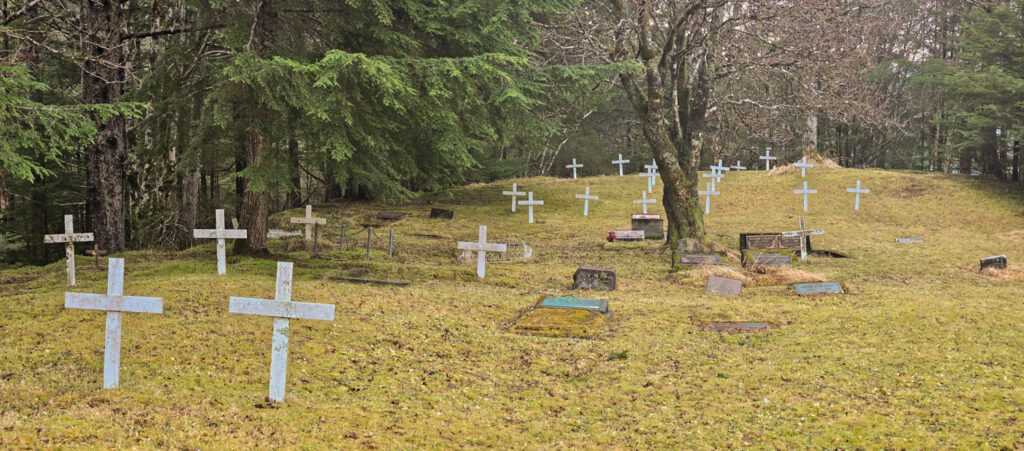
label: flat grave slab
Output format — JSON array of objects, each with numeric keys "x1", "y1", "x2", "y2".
[
  {"x1": 378, "y1": 212, "x2": 404, "y2": 221},
  {"x1": 679, "y1": 254, "x2": 723, "y2": 266},
  {"x1": 793, "y1": 281, "x2": 845, "y2": 296},
  {"x1": 706, "y1": 276, "x2": 742, "y2": 296},
  {"x1": 741, "y1": 233, "x2": 805, "y2": 252},
  {"x1": 980, "y1": 255, "x2": 1008, "y2": 270},
  {"x1": 430, "y1": 208, "x2": 454, "y2": 219},
  {"x1": 895, "y1": 237, "x2": 924, "y2": 243},
  {"x1": 511, "y1": 307, "x2": 609, "y2": 338},
  {"x1": 607, "y1": 230, "x2": 644, "y2": 241},
  {"x1": 705, "y1": 322, "x2": 768, "y2": 332},
  {"x1": 537, "y1": 296, "x2": 609, "y2": 315},
  {"x1": 573, "y1": 267, "x2": 616, "y2": 291},
  {"x1": 747, "y1": 253, "x2": 793, "y2": 266},
  {"x1": 326, "y1": 275, "x2": 410, "y2": 286},
  {"x1": 631, "y1": 214, "x2": 664, "y2": 240}
]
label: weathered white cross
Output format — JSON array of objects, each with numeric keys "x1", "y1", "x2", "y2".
[
  {"x1": 517, "y1": 192, "x2": 544, "y2": 224},
  {"x1": 194, "y1": 209, "x2": 248, "y2": 275},
  {"x1": 230, "y1": 262, "x2": 335, "y2": 402},
  {"x1": 638, "y1": 168, "x2": 657, "y2": 193},
  {"x1": 794, "y1": 181, "x2": 818, "y2": 212},
  {"x1": 711, "y1": 160, "x2": 731, "y2": 176},
  {"x1": 633, "y1": 191, "x2": 656, "y2": 214},
  {"x1": 730, "y1": 160, "x2": 746, "y2": 171},
  {"x1": 698, "y1": 182, "x2": 720, "y2": 214},
  {"x1": 65, "y1": 258, "x2": 163, "y2": 388},
  {"x1": 703, "y1": 169, "x2": 724, "y2": 191},
  {"x1": 611, "y1": 154, "x2": 630, "y2": 176},
  {"x1": 759, "y1": 148, "x2": 777, "y2": 171},
  {"x1": 575, "y1": 186, "x2": 599, "y2": 216},
  {"x1": 644, "y1": 160, "x2": 659, "y2": 186},
  {"x1": 847, "y1": 180, "x2": 869, "y2": 211},
  {"x1": 781, "y1": 217, "x2": 824, "y2": 260},
  {"x1": 44, "y1": 215, "x2": 94, "y2": 287},
  {"x1": 457, "y1": 225, "x2": 508, "y2": 278},
  {"x1": 290, "y1": 205, "x2": 327, "y2": 241},
  {"x1": 502, "y1": 183, "x2": 525, "y2": 212},
  {"x1": 566, "y1": 158, "x2": 583, "y2": 179},
  {"x1": 793, "y1": 156, "x2": 814, "y2": 177}
]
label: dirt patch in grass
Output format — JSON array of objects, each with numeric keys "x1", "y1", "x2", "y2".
[
  {"x1": 511, "y1": 307, "x2": 609, "y2": 338},
  {"x1": 981, "y1": 265, "x2": 1024, "y2": 280},
  {"x1": 672, "y1": 264, "x2": 823, "y2": 287},
  {"x1": 768, "y1": 154, "x2": 840, "y2": 176}
]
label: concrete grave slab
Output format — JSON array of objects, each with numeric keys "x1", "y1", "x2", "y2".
[
  {"x1": 537, "y1": 296, "x2": 609, "y2": 315},
  {"x1": 793, "y1": 282, "x2": 845, "y2": 296},
  {"x1": 748, "y1": 253, "x2": 793, "y2": 267},
  {"x1": 706, "y1": 276, "x2": 742, "y2": 296},
  {"x1": 573, "y1": 267, "x2": 616, "y2": 291},
  {"x1": 679, "y1": 254, "x2": 723, "y2": 266},
  {"x1": 631, "y1": 214, "x2": 664, "y2": 240}
]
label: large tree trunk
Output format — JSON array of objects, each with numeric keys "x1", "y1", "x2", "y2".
[
  {"x1": 82, "y1": 0, "x2": 127, "y2": 253},
  {"x1": 802, "y1": 109, "x2": 818, "y2": 155},
  {"x1": 178, "y1": 168, "x2": 200, "y2": 249},
  {"x1": 284, "y1": 138, "x2": 302, "y2": 208}
]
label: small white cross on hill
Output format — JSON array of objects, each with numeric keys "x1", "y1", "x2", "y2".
[
  {"x1": 566, "y1": 158, "x2": 583, "y2": 179},
  {"x1": 711, "y1": 160, "x2": 731, "y2": 175},
  {"x1": 730, "y1": 160, "x2": 746, "y2": 171},
  {"x1": 502, "y1": 183, "x2": 525, "y2": 212},
  {"x1": 64, "y1": 258, "x2": 163, "y2": 388},
  {"x1": 794, "y1": 181, "x2": 818, "y2": 212},
  {"x1": 193, "y1": 209, "x2": 248, "y2": 275},
  {"x1": 44, "y1": 215, "x2": 94, "y2": 287},
  {"x1": 644, "y1": 160, "x2": 658, "y2": 187},
  {"x1": 703, "y1": 170, "x2": 724, "y2": 191},
  {"x1": 230, "y1": 262, "x2": 335, "y2": 402},
  {"x1": 575, "y1": 186, "x2": 598, "y2": 216},
  {"x1": 794, "y1": 156, "x2": 814, "y2": 177},
  {"x1": 633, "y1": 191, "x2": 656, "y2": 214},
  {"x1": 457, "y1": 225, "x2": 508, "y2": 278},
  {"x1": 847, "y1": 180, "x2": 869, "y2": 211},
  {"x1": 782, "y1": 217, "x2": 824, "y2": 260},
  {"x1": 760, "y1": 148, "x2": 777, "y2": 171},
  {"x1": 638, "y1": 169, "x2": 656, "y2": 193},
  {"x1": 698, "y1": 182, "x2": 720, "y2": 214},
  {"x1": 290, "y1": 205, "x2": 326, "y2": 241},
  {"x1": 517, "y1": 192, "x2": 544, "y2": 224},
  {"x1": 611, "y1": 154, "x2": 630, "y2": 176}
]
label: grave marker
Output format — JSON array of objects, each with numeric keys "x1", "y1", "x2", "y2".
[
  {"x1": 895, "y1": 237, "x2": 923, "y2": 243},
  {"x1": 230, "y1": 262, "x2": 335, "y2": 402},
  {"x1": 633, "y1": 191, "x2": 656, "y2": 214},
  {"x1": 679, "y1": 254, "x2": 723, "y2": 266},
  {"x1": 702, "y1": 170, "x2": 724, "y2": 192},
  {"x1": 793, "y1": 156, "x2": 814, "y2": 177},
  {"x1": 644, "y1": 160, "x2": 659, "y2": 187},
  {"x1": 612, "y1": 154, "x2": 630, "y2": 176},
  {"x1": 377, "y1": 212, "x2": 404, "y2": 221},
  {"x1": 193, "y1": 209, "x2": 248, "y2": 275},
  {"x1": 43, "y1": 215, "x2": 94, "y2": 287},
  {"x1": 64, "y1": 258, "x2": 163, "y2": 388},
  {"x1": 794, "y1": 181, "x2": 817, "y2": 212},
  {"x1": 456, "y1": 225, "x2": 508, "y2": 278},
  {"x1": 517, "y1": 192, "x2": 544, "y2": 224},
  {"x1": 631, "y1": 214, "x2": 664, "y2": 239},
  {"x1": 749, "y1": 253, "x2": 793, "y2": 266},
  {"x1": 706, "y1": 276, "x2": 742, "y2": 296},
  {"x1": 781, "y1": 217, "x2": 824, "y2": 261},
  {"x1": 606, "y1": 230, "x2": 645, "y2": 241},
  {"x1": 85, "y1": 245, "x2": 107, "y2": 269},
  {"x1": 698, "y1": 182, "x2": 720, "y2": 215},
  {"x1": 793, "y1": 282, "x2": 845, "y2": 295},
  {"x1": 573, "y1": 267, "x2": 616, "y2": 291},
  {"x1": 502, "y1": 183, "x2": 525, "y2": 212},
  {"x1": 566, "y1": 158, "x2": 583, "y2": 179},
  {"x1": 730, "y1": 161, "x2": 746, "y2": 171},
  {"x1": 232, "y1": 217, "x2": 239, "y2": 229},
  {"x1": 638, "y1": 169, "x2": 655, "y2": 193},
  {"x1": 759, "y1": 148, "x2": 777, "y2": 171},
  {"x1": 711, "y1": 160, "x2": 731, "y2": 176},
  {"x1": 980, "y1": 255, "x2": 1008, "y2": 271},
  {"x1": 537, "y1": 296, "x2": 609, "y2": 315},
  {"x1": 289, "y1": 205, "x2": 326, "y2": 241},
  {"x1": 575, "y1": 187, "x2": 598, "y2": 216},
  {"x1": 846, "y1": 180, "x2": 869, "y2": 211}
]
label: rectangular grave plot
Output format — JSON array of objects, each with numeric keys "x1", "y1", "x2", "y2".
[
  {"x1": 793, "y1": 281, "x2": 845, "y2": 296},
  {"x1": 705, "y1": 321, "x2": 768, "y2": 332},
  {"x1": 706, "y1": 276, "x2": 742, "y2": 296},
  {"x1": 378, "y1": 212, "x2": 405, "y2": 221},
  {"x1": 573, "y1": 267, "x2": 616, "y2": 291},
  {"x1": 512, "y1": 308, "x2": 609, "y2": 338},
  {"x1": 895, "y1": 237, "x2": 924, "y2": 243},
  {"x1": 631, "y1": 215, "x2": 664, "y2": 240},
  {"x1": 980, "y1": 255, "x2": 1008, "y2": 271},
  {"x1": 537, "y1": 296, "x2": 609, "y2": 315},
  {"x1": 679, "y1": 254, "x2": 723, "y2": 267},
  {"x1": 745, "y1": 253, "x2": 793, "y2": 267},
  {"x1": 740, "y1": 233, "x2": 809, "y2": 252}
]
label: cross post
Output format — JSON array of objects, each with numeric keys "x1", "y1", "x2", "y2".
[
  {"x1": 781, "y1": 217, "x2": 825, "y2": 260},
  {"x1": 711, "y1": 159, "x2": 731, "y2": 175},
  {"x1": 517, "y1": 192, "x2": 544, "y2": 224},
  {"x1": 633, "y1": 191, "x2": 656, "y2": 214},
  {"x1": 611, "y1": 154, "x2": 630, "y2": 176},
  {"x1": 575, "y1": 186, "x2": 599, "y2": 216},
  {"x1": 502, "y1": 183, "x2": 525, "y2": 212},
  {"x1": 193, "y1": 209, "x2": 248, "y2": 275},
  {"x1": 698, "y1": 182, "x2": 721, "y2": 214},
  {"x1": 730, "y1": 161, "x2": 747, "y2": 171},
  {"x1": 644, "y1": 160, "x2": 658, "y2": 187},
  {"x1": 847, "y1": 180, "x2": 869, "y2": 211},
  {"x1": 44, "y1": 215, "x2": 94, "y2": 287},
  {"x1": 794, "y1": 181, "x2": 818, "y2": 212},
  {"x1": 793, "y1": 156, "x2": 815, "y2": 177},
  {"x1": 759, "y1": 148, "x2": 777, "y2": 171},
  {"x1": 290, "y1": 205, "x2": 327, "y2": 241},
  {"x1": 457, "y1": 225, "x2": 508, "y2": 278}
]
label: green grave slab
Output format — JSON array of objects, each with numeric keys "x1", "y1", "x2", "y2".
[
  {"x1": 537, "y1": 296, "x2": 609, "y2": 315},
  {"x1": 793, "y1": 282, "x2": 844, "y2": 295}
]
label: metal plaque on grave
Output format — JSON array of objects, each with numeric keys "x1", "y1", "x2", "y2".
[
  {"x1": 793, "y1": 282, "x2": 845, "y2": 296},
  {"x1": 705, "y1": 276, "x2": 742, "y2": 296},
  {"x1": 742, "y1": 233, "x2": 804, "y2": 252},
  {"x1": 537, "y1": 296, "x2": 609, "y2": 315},
  {"x1": 679, "y1": 254, "x2": 723, "y2": 266},
  {"x1": 749, "y1": 253, "x2": 793, "y2": 266}
]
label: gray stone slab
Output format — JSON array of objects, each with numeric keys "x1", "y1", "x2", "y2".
[
  {"x1": 631, "y1": 214, "x2": 664, "y2": 240},
  {"x1": 573, "y1": 267, "x2": 616, "y2": 291},
  {"x1": 706, "y1": 322, "x2": 767, "y2": 332},
  {"x1": 608, "y1": 230, "x2": 644, "y2": 241},
  {"x1": 677, "y1": 238, "x2": 713, "y2": 254},
  {"x1": 679, "y1": 254, "x2": 723, "y2": 266},
  {"x1": 749, "y1": 253, "x2": 792, "y2": 266},
  {"x1": 742, "y1": 233, "x2": 804, "y2": 251},
  {"x1": 895, "y1": 237, "x2": 923, "y2": 243},
  {"x1": 980, "y1": 255, "x2": 1008, "y2": 270},
  {"x1": 793, "y1": 281, "x2": 844, "y2": 295},
  {"x1": 705, "y1": 276, "x2": 742, "y2": 296},
  {"x1": 537, "y1": 296, "x2": 608, "y2": 314},
  {"x1": 430, "y1": 208, "x2": 454, "y2": 219}
]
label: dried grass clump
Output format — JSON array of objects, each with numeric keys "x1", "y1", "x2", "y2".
[
  {"x1": 997, "y1": 230, "x2": 1024, "y2": 243},
  {"x1": 511, "y1": 308, "x2": 609, "y2": 338},
  {"x1": 769, "y1": 153, "x2": 841, "y2": 176},
  {"x1": 673, "y1": 265, "x2": 750, "y2": 287},
  {"x1": 743, "y1": 265, "x2": 825, "y2": 286},
  {"x1": 981, "y1": 265, "x2": 1024, "y2": 280}
]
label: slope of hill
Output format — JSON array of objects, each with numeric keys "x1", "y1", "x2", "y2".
[{"x1": 2, "y1": 168, "x2": 1024, "y2": 448}]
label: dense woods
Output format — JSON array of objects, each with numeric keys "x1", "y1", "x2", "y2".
[{"x1": 0, "y1": 0, "x2": 1021, "y2": 267}]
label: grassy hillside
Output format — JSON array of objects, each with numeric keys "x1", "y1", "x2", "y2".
[{"x1": 2, "y1": 167, "x2": 1024, "y2": 448}]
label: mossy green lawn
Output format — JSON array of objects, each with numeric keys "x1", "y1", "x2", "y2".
[{"x1": 3, "y1": 168, "x2": 1024, "y2": 448}]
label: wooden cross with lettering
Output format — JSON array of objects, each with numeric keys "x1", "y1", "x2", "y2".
[
  {"x1": 230, "y1": 262, "x2": 335, "y2": 402},
  {"x1": 290, "y1": 205, "x2": 326, "y2": 241},
  {"x1": 611, "y1": 154, "x2": 629, "y2": 176},
  {"x1": 44, "y1": 215, "x2": 94, "y2": 286},
  {"x1": 575, "y1": 186, "x2": 598, "y2": 216},
  {"x1": 457, "y1": 225, "x2": 508, "y2": 278},
  {"x1": 782, "y1": 217, "x2": 824, "y2": 261},
  {"x1": 193, "y1": 209, "x2": 248, "y2": 275},
  {"x1": 502, "y1": 183, "x2": 525, "y2": 212}
]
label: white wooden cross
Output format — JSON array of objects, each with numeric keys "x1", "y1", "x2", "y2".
[
  {"x1": 502, "y1": 183, "x2": 525, "y2": 212},
  {"x1": 44, "y1": 215, "x2": 94, "y2": 287},
  {"x1": 611, "y1": 154, "x2": 630, "y2": 176},
  {"x1": 794, "y1": 156, "x2": 814, "y2": 177},
  {"x1": 730, "y1": 160, "x2": 746, "y2": 171},
  {"x1": 575, "y1": 186, "x2": 599, "y2": 216},
  {"x1": 711, "y1": 159, "x2": 731, "y2": 176},
  {"x1": 290, "y1": 205, "x2": 326, "y2": 241},
  {"x1": 703, "y1": 169, "x2": 724, "y2": 191},
  {"x1": 638, "y1": 169, "x2": 656, "y2": 193},
  {"x1": 794, "y1": 181, "x2": 818, "y2": 212},
  {"x1": 193, "y1": 209, "x2": 248, "y2": 275},
  {"x1": 230, "y1": 262, "x2": 335, "y2": 402},
  {"x1": 698, "y1": 182, "x2": 720, "y2": 214},
  {"x1": 517, "y1": 192, "x2": 544, "y2": 224},
  {"x1": 644, "y1": 160, "x2": 658, "y2": 186},
  {"x1": 782, "y1": 217, "x2": 824, "y2": 260},
  {"x1": 846, "y1": 180, "x2": 869, "y2": 211},
  {"x1": 65, "y1": 258, "x2": 163, "y2": 389},
  {"x1": 456, "y1": 225, "x2": 507, "y2": 278},
  {"x1": 633, "y1": 191, "x2": 656, "y2": 214},
  {"x1": 760, "y1": 148, "x2": 777, "y2": 171},
  {"x1": 566, "y1": 158, "x2": 583, "y2": 179}
]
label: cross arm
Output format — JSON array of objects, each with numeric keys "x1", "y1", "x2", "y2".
[
  {"x1": 290, "y1": 218, "x2": 327, "y2": 225},
  {"x1": 194, "y1": 230, "x2": 248, "y2": 239},
  {"x1": 44, "y1": 233, "x2": 94, "y2": 243},
  {"x1": 229, "y1": 297, "x2": 336, "y2": 321},
  {"x1": 65, "y1": 293, "x2": 164, "y2": 313},
  {"x1": 458, "y1": 242, "x2": 507, "y2": 253}
]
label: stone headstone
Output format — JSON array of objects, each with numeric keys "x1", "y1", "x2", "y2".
[
  {"x1": 793, "y1": 281, "x2": 845, "y2": 295},
  {"x1": 677, "y1": 238, "x2": 712, "y2": 254},
  {"x1": 679, "y1": 254, "x2": 723, "y2": 266},
  {"x1": 430, "y1": 208, "x2": 454, "y2": 219},
  {"x1": 631, "y1": 214, "x2": 664, "y2": 240},
  {"x1": 748, "y1": 253, "x2": 793, "y2": 267},
  {"x1": 573, "y1": 267, "x2": 616, "y2": 291},
  {"x1": 895, "y1": 237, "x2": 923, "y2": 243},
  {"x1": 537, "y1": 296, "x2": 609, "y2": 315},
  {"x1": 741, "y1": 233, "x2": 805, "y2": 252},
  {"x1": 706, "y1": 322, "x2": 767, "y2": 332},
  {"x1": 980, "y1": 255, "x2": 1008, "y2": 271},
  {"x1": 377, "y1": 212, "x2": 404, "y2": 221},
  {"x1": 705, "y1": 276, "x2": 742, "y2": 296},
  {"x1": 607, "y1": 230, "x2": 644, "y2": 241}
]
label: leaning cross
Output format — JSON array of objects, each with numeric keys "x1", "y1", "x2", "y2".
[
  {"x1": 781, "y1": 217, "x2": 824, "y2": 261},
  {"x1": 230, "y1": 262, "x2": 335, "y2": 402},
  {"x1": 698, "y1": 182, "x2": 721, "y2": 215},
  {"x1": 502, "y1": 183, "x2": 525, "y2": 212},
  {"x1": 760, "y1": 148, "x2": 777, "y2": 171},
  {"x1": 44, "y1": 215, "x2": 94, "y2": 287},
  {"x1": 633, "y1": 191, "x2": 656, "y2": 214},
  {"x1": 703, "y1": 169, "x2": 724, "y2": 191},
  {"x1": 290, "y1": 205, "x2": 326, "y2": 241},
  {"x1": 638, "y1": 169, "x2": 656, "y2": 193},
  {"x1": 575, "y1": 186, "x2": 599, "y2": 216},
  {"x1": 644, "y1": 160, "x2": 659, "y2": 187},
  {"x1": 193, "y1": 209, "x2": 248, "y2": 275},
  {"x1": 611, "y1": 154, "x2": 630, "y2": 176},
  {"x1": 730, "y1": 161, "x2": 747, "y2": 171},
  {"x1": 85, "y1": 245, "x2": 107, "y2": 269},
  {"x1": 518, "y1": 192, "x2": 544, "y2": 224},
  {"x1": 64, "y1": 258, "x2": 163, "y2": 388},
  {"x1": 711, "y1": 160, "x2": 731, "y2": 176},
  {"x1": 794, "y1": 181, "x2": 818, "y2": 212},
  {"x1": 847, "y1": 180, "x2": 869, "y2": 211},
  {"x1": 457, "y1": 225, "x2": 508, "y2": 278},
  {"x1": 794, "y1": 156, "x2": 815, "y2": 177},
  {"x1": 566, "y1": 158, "x2": 583, "y2": 180}
]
